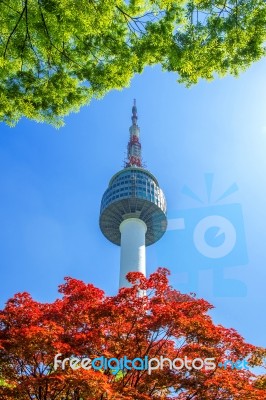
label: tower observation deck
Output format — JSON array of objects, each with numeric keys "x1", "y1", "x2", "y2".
[{"x1": 99, "y1": 100, "x2": 167, "y2": 288}]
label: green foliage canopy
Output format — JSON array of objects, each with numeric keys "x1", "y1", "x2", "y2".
[{"x1": 0, "y1": 0, "x2": 266, "y2": 126}]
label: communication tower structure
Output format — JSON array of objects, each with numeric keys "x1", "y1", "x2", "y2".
[{"x1": 99, "y1": 100, "x2": 167, "y2": 288}]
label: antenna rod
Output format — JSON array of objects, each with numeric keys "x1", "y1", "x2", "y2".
[{"x1": 125, "y1": 99, "x2": 143, "y2": 168}]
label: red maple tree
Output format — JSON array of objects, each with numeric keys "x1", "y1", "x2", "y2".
[{"x1": 0, "y1": 268, "x2": 265, "y2": 399}]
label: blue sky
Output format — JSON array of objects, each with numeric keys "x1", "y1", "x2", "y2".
[{"x1": 1, "y1": 59, "x2": 266, "y2": 350}]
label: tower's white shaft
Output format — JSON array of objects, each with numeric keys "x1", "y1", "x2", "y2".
[{"x1": 119, "y1": 218, "x2": 147, "y2": 288}]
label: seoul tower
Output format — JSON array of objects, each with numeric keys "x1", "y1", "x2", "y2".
[{"x1": 99, "y1": 100, "x2": 167, "y2": 288}]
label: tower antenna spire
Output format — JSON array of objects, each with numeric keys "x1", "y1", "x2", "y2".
[{"x1": 126, "y1": 99, "x2": 142, "y2": 168}]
